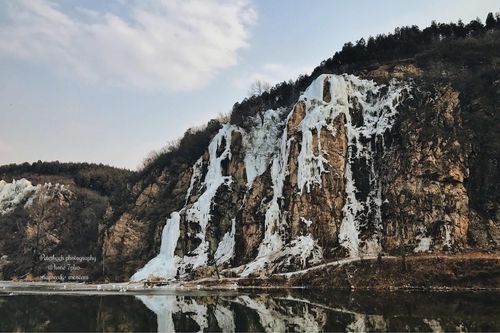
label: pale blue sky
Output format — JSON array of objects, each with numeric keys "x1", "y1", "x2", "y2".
[{"x1": 0, "y1": 0, "x2": 497, "y2": 169}]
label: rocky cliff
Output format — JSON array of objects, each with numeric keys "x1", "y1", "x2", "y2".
[
  {"x1": 0, "y1": 25, "x2": 499, "y2": 285},
  {"x1": 0, "y1": 177, "x2": 108, "y2": 280},
  {"x1": 126, "y1": 66, "x2": 499, "y2": 283}
]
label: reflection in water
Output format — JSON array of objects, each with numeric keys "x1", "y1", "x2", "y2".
[
  {"x1": 0, "y1": 290, "x2": 499, "y2": 332},
  {"x1": 138, "y1": 295, "x2": 176, "y2": 333},
  {"x1": 136, "y1": 291, "x2": 500, "y2": 333}
]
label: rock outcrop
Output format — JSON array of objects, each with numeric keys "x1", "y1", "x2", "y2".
[{"x1": 0, "y1": 178, "x2": 107, "y2": 280}]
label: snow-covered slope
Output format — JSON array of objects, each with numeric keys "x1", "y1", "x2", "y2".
[{"x1": 0, "y1": 179, "x2": 72, "y2": 215}]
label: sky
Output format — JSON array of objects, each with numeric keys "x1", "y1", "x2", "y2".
[{"x1": 0, "y1": 0, "x2": 497, "y2": 170}]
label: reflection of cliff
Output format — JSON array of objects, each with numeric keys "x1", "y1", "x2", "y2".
[
  {"x1": 0, "y1": 290, "x2": 498, "y2": 332},
  {"x1": 96, "y1": 295, "x2": 157, "y2": 332},
  {"x1": 138, "y1": 294, "x2": 234, "y2": 333},
  {"x1": 138, "y1": 293, "x2": 330, "y2": 333},
  {"x1": 136, "y1": 290, "x2": 500, "y2": 333}
]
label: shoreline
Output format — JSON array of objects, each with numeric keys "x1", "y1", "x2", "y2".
[
  {"x1": 1, "y1": 281, "x2": 500, "y2": 295},
  {"x1": 2, "y1": 252, "x2": 499, "y2": 293}
]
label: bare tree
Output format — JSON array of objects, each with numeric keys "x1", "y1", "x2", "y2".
[
  {"x1": 248, "y1": 80, "x2": 271, "y2": 97},
  {"x1": 216, "y1": 111, "x2": 231, "y2": 123},
  {"x1": 398, "y1": 221, "x2": 407, "y2": 271},
  {"x1": 28, "y1": 195, "x2": 49, "y2": 275}
]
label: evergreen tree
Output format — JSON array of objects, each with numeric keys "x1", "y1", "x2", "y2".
[{"x1": 486, "y1": 12, "x2": 495, "y2": 29}]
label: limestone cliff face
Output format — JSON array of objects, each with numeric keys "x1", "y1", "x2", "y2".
[
  {"x1": 125, "y1": 65, "x2": 499, "y2": 282},
  {"x1": 380, "y1": 84, "x2": 470, "y2": 253},
  {"x1": 2, "y1": 60, "x2": 496, "y2": 283},
  {"x1": 102, "y1": 166, "x2": 193, "y2": 279}
]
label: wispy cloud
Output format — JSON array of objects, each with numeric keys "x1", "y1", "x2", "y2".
[
  {"x1": 0, "y1": 0, "x2": 256, "y2": 92},
  {"x1": 236, "y1": 63, "x2": 314, "y2": 91}
]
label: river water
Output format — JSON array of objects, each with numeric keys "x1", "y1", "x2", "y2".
[{"x1": 0, "y1": 288, "x2": 499, "y2": 332}]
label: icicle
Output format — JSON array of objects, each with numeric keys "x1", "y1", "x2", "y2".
[
  {"x1": 133, "y1": 73, "x2": 411, "y2": 280},
  {"x1": 443, "y1": 224, "x2": 453, "y2": 249},
  {"x1": 214, "y1": 218, "x2": 236, "y2": 265},
  {"x1": 130, "y1": 212, "x2": 181, "y2": 281},
  {"x1": 132, "y1": 125, "x2": 239, "y2": 280},
  {"x1": 338, "y1": 76, "x2": 409, "y2": 256},
  {"x1": 241, "y1": 109, "x2": 294, "y2": 276},
  {"x1": 243, "y1": 109, "x2": 285, "y2": 188},
  {"x1": 179, "y1": 124, "x2": 237, "y2": 272},
  {"x1": 293, "y1": 74, "x2": 410, "y2": 257},
  {"x1": 185, "y1": 157, "x2": 203, "y2": 205}
]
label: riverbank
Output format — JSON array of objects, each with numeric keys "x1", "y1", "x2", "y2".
[
  {"x1": 187, "y1": 252, "x2": 500, "y2": 291},
  {"x1": 2, "y1": 253, "x2": 499, "y2": 292}
]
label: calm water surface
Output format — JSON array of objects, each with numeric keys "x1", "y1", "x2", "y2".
[{"x1": 0, "y1": 289, "x2": 499, "y2": 332}]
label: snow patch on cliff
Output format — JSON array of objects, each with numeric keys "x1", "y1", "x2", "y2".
[
  {"x1": 133, "y1": 125, "x2": 241, "y2": 281},
  {"x1": 414, "y1": 236, "x2": 432, "y2": 253},
  {"x1": 185, "y1": 157, "x2": 203, "y2": 205},
  {"x1": 0, "y1": 179, "x2": 38, "y2": 215},
  {"x1": 178, "y1": 124, "x2": 238, "y2": 274},
  {"x1": 241, "y1": 109, "x2": 294, "y2": 276},
  {"x1": 414, "y1": 227, "x2": 433, "y2": 253},
  {"x1": 301, "y1": 217, "x2": 313, "y2": 228},
  {"x1": 242, "y1": 235, "x2": 323, "y2": 277},
  {"x1": 295, "y1": 74, "x2": 409, "y2": 257},
  {"x1": 443, "y1": 224, "x2": 453, "y2": 249},
  {"x1": 0, "y1": 179, "x2": 73, "y2": 215},
  {"x1": 279, "y1": 235, "x2": 323, "y2": 269},
  {"x1": 243, "y1": 109, "x2": 285, "y2": 188},
  {"x1": 296, "y1": 100, "x2": 335, "y2": 194},
  {"x1": 214, "y1": 218, "x2": 236, "y2": 265},
  {"x1": 25, "y1": 183, "x2": 72, "y2": 207}
]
